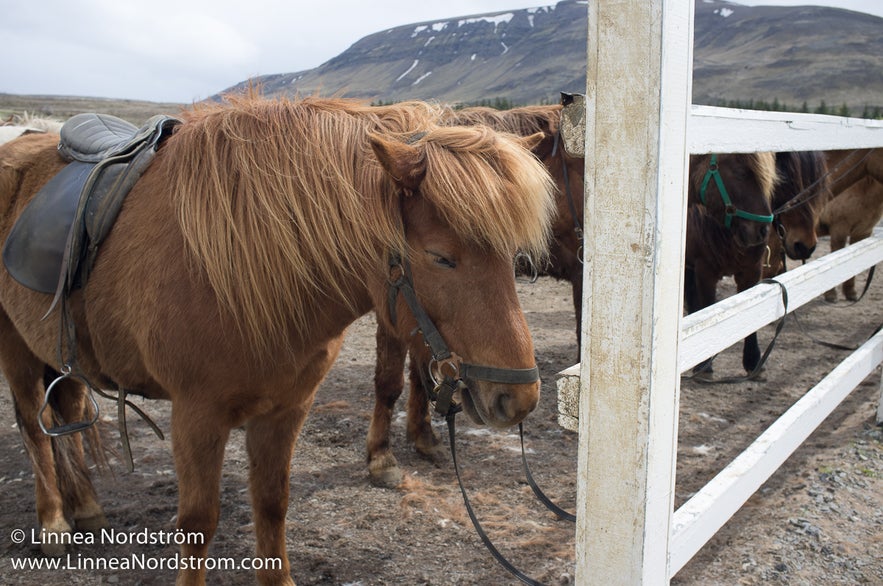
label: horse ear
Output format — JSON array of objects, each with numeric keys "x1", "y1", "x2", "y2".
[
  {"x1": 369, "y1": 133, "x2": 426, "y2": 194},
  {"x1": 519, "y1": 132, "x2": 547, "y2": 154}
]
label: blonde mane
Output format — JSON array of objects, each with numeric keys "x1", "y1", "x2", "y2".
[{"x1": 160, "y1": 95, "x2": 554, "y2": 353}]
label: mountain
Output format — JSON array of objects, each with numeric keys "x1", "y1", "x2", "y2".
[{"x1": 223, "y1": 0, "x2": 883, "y2": 112}]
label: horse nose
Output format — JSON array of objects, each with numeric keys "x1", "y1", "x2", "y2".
[{"x1": 793, "y1": 241, "x2": 816, "y2": 259}]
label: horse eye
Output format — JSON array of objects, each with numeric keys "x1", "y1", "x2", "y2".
[{"x1": 428, "y1": 251, "x2": 456, "y2": 269}]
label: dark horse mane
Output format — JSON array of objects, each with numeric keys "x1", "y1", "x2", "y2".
[{"x1": 773, "y1": 150, "x2": 831, "y2": 212}]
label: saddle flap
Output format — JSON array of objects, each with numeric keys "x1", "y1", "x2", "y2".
[
  {"x1": 58, "y1": 113, "x2": 139, "y2": 162},
  {"x1": 2, "y1": 162, "x2": 94, "y2": 294}
]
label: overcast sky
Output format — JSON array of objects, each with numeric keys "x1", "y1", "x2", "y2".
[{"x1": 2, "y1": 0, "x2": 881, "y2": 104}]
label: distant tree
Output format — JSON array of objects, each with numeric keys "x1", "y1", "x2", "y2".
[
  {"x1": 837, "y1": 103, "x2": 851, "y2": 117},
  {"x1": 814, "y1": 100, "x2": 829, "y2": 115},
  {"x1": 799, "y1": 101, "x2": 810, "y2": 113}
]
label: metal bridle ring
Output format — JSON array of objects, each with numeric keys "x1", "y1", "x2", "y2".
[{"x1": 429, "y1": 357, "x2": 460, "y2": 386}]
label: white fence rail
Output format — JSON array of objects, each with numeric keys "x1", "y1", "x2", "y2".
[
  {"x1": 679, "y1": 229, "x2": 883, "y2": 373},
  {"x1": 561, "y1": 1, "x2": 883, "y2": 583}
]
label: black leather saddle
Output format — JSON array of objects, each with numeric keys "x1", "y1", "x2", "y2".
[{"x1": 2, "y1": 112, "x2": 180, "y2": 303}]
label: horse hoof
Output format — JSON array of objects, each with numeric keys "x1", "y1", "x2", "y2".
[
  {"x1": 413, "y1": 430, "x2": 442, "y2": 457},
  {"x1": 824, "y1": 290, "x2": 837, "y2": 302},
  {"x1": 368, "y1": 452, "x2": 403, "y2": 488},
  {"x1": 415, "y1": 441, "x2": 446, "y2": 464},
  {"x1": 692, "y1": 370, "x2": 715, "y2": 382},
  {"x1": 369, "y1": 465, "x2": 403, "y2": 488},
  {"x1": 75, "y1": 513, "x2": 109, "y2": 533},
  {"x1": 38, "y1": 530, "x2": 69, "y2": 557}
]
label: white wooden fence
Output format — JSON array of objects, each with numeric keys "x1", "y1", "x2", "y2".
[{"x1": 554, "y1": 1, "x2": 883, "y2": 583}]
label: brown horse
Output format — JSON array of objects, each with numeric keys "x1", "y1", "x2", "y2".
[
  {"x1": 684, "y1": 152, "x2": 778, "y2": 376},
  {"x1": 367, "y1": 104, "x2": 584, "y2": 486},
  {"x1": 0, "y1": 95, "x2": 555, "y2": 585},
  {"x1": 764, "y1": 151, "x2": 831, "y2": 278},
  {"x1": 818, "y1": 148, "x2": 883, "y2": 300}
]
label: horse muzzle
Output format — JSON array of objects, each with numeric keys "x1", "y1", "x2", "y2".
[{"x1": 458, "y1": 378, "x2": 541, "y2": 429}]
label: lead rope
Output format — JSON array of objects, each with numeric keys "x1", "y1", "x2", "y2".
[
  {"x1": 788, "y1": 265, "x2": 878, "y2": 351},
  {"x1": 683, "y1": 279, "x2": 789, "y2": 384},
  {"x1": 445, "y1": 412, "x2": 548, "y2": 586},
  {"x1": 519, "y1": 423, "x2": 576, "y2": 522}
]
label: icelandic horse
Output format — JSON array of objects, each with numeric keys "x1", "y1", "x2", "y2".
[
  {"x1": 818, "y1": 148, "x2": 883, "y2": 301},
  {"x1": 368, "y1": 104, "x2": 584, "y2": 486},
  {"x1": 684, "y1": 152, "x2": 778, "y2": 377},
  {"x1": 0, "y1": 95, "x2": 555, "y2": 585}
]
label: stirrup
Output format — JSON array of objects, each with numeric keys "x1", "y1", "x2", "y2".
[{"x1": 38, "y1": 367, "x2": 100, "y2": 437}]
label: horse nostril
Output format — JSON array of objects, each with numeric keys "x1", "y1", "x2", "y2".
[
  {"x1": 494, "y1": 392, "x2": 515, "y2": 421},
  {"x1": 493, "y1": 386, "x2": 539, "y2": 424}
]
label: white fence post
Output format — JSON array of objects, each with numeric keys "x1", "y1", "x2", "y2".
[{"x1": 576, "y1": 1, "x2": 693, "y2": 583}]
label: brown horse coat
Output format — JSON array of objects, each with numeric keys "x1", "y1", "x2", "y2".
[{"x1": 818, "y1": 149, "x2": 883, "y2": 300}]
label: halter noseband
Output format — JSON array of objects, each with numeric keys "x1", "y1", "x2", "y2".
[
  {"x1": 386, "y1": 251, "x2": 540, "y2": 417},
  {"x1": 699, "y1": 154, "x2": 774, "y2": 229}
]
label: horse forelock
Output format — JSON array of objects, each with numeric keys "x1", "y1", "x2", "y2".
[
  {"x1": 417, "y1": 125, "x2": 555, "y2": 260},
  {"x1": 161, "y1": 95, "x2": 552, "y2": 353},
  {"x1": 776, "y1": 151, "x2": 831, "y2": 212},
  {"x1": 748, "y1": 152, "x2": 778, "y2": 202}
]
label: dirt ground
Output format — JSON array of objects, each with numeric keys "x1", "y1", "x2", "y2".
[{"x1": 0, "y1": 235, "x2": 880, "y2": 586}]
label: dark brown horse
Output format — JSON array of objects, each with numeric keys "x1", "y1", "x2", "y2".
[
  {"x1": 764, "y1": 151, "x2": 831, "y2": 278},
  {"x1": 367, "y1": 104, "x2": 583, "y2": 486},
  {"x1": 684, "y1": 152, "x2": 778, "y2": 376},
  {"x1": 0, "y1": 95, "x2": 556, "y2": 585},
  {"x1": 818, "y1": 148, "x2": 883, "y2": 300}
]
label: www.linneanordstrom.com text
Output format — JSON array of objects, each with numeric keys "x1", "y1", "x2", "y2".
[{"x1": 12, "y1": 554, "x2": 283, "y2": 572}]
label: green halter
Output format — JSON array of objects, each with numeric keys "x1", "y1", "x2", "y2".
[{"x1": 699, "y1": 154, "x2": 774, "y2": 229}]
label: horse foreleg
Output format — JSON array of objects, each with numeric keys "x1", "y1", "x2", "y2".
[
  {"x1": 171, "y1": 402, "x2": 230, "y2": 586},
  {"x1": 842, "y1": 230, "x2": 874, "y2": 301},
  {"x1": 685, "y1": 264, "x2": 719, "y2": 376},
  {"x1": 47, "y1": 370, "x2": 107, "y2": 534},
  {"x1": 406, "y1": 355, "x2": 441, "y2": 460},
  {"x1": 246, "y1": 411, "x2": 303, "y2": 586},
  {"x1": 0, "y1": 317, "x2": 71, "y2": 556},
  {"x1": 367, "y1": 322, "x2": 407, "y2": 487},
  {"x1": 244, "y1": 336, "x2": 342, "y2": 585},
  {"x1": 735, "y1": 268, "x2": 763, "y2": 373},
  {"x1": 825, "y1": 231, "x2": 849, "y2": 301}
]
